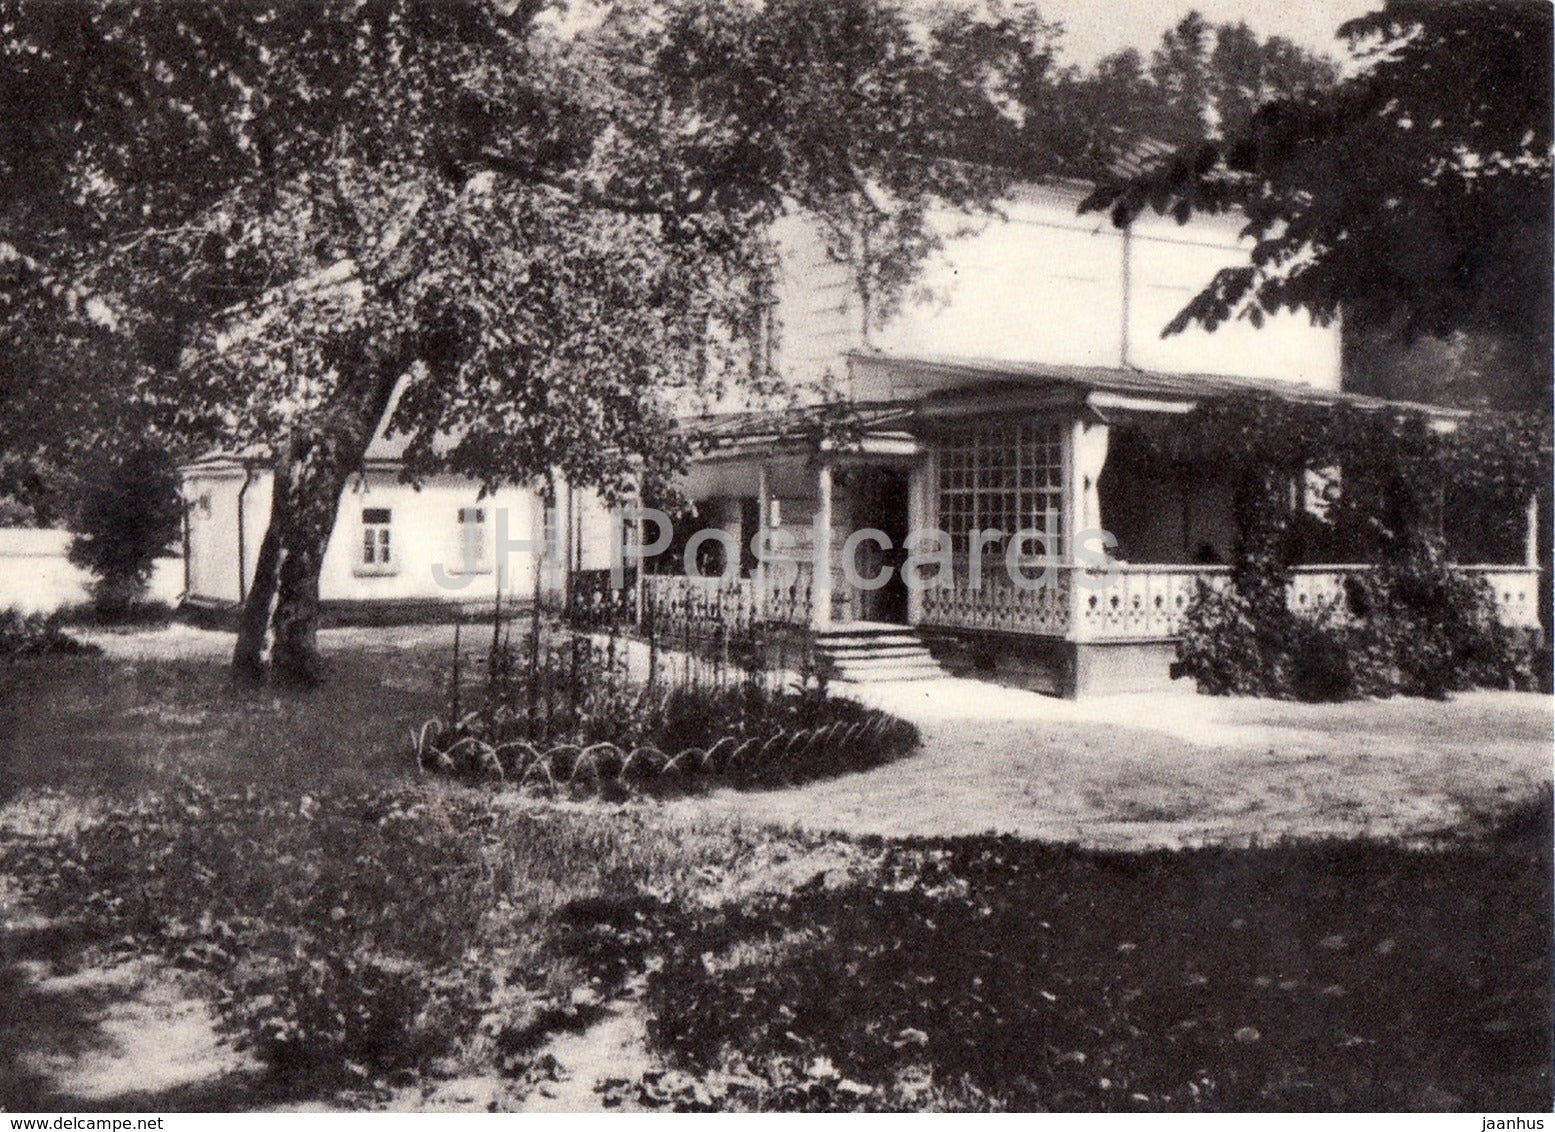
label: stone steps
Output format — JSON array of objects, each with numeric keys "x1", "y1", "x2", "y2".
[{"x1": 813, "y1": 624, "x2": 948, "y2": 683}]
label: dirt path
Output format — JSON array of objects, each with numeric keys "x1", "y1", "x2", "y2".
[
  {"x1": 516, "y1": 999, "x2": 654, "y2": 1112},
  {"x1": 666, "y1": 681, "x2": 1553, "y2": 848},
  {"x1": 0, "y1": 881, "x2": 259, "y2": 1111},
  {"x1": 1, "y1": 882, "x2": 657, "y2": 1114}
]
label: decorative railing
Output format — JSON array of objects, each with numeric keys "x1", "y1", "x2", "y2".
[
  {"x1": 634, "y1": 562, "x2": 1540, "y2": 641},
  {"x1": 1285, "y1": 565, "x2": 1356, "y2": 618},
  {"x1": 641, "y1": 567, "x2": 814, "y2": 637},
  {"x1": 919, "y1": 562, "x2": 1542, "y2": 642},
  {"x1": 1459, "y1": 565, "x2": 1542, "y2": 630},
  {"x1": 760, "y1": 566, "x2": 815, "y2": 627},
  {"x1": 566, "y1": 567, "x2": 637, "y2": 627},
  {"x1": 919, "y1": 557, "x2": 1075, "y2": 637},
  {"x1": 1071, "y1": 565, "x2": 1228, "y2": 641}
]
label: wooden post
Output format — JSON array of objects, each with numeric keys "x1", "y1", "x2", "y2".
[
  {"x1": 562, "y1": 482, "x2": 576, "y2": 614},
  {"x1": 1069, "y1": 416, "x2": 1111, "y2": 546},
  {"x1": 633, "y1": 502, "x2": 646, "y2": 628},
  {"x1": 755, "y1": 464, "x2": 770, "y2": 617},
  {"x1": 906, "y1": 456, "x2": 927, "y2": 625},
  {"x1": 813, "y1": 460, "x2": 833, "y2": 628},
  {"x1": 1526, "y1": 493, "x2": 1539, "y2": 569},
  {"x1": 1066, "y1": 415, "x2": 1111, "y2": 643}
]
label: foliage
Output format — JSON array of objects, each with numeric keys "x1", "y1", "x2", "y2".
[
  {"x1": 1171, "y1": 582, "x2": 1343, "y2": 700},
  {"x1": 1083, "y1": 1, "x2": 1552, "y2": 410},
  {"x1": 0, "y1": 0, "x2": 1355, "y2": 684},
  {"x1": 1135, "y1": 395, "x2": 1545, "y2": 701},
  {"x1": 0, "y1": 781, "x2": 787, "y2": 1087},
  {"x1": 626, "y1": 822, "x2": 1552, "y2": 1111},
  {"x1": 1053, "y1": 12, "x2": 1338, "y2": 176},
  {"x1": 1171, "y1": 559, "x2": 1530, "y2": 702},
  {"x1": 919, "y1": 9, "x2": 1338, "y2": 183},
  {"x1": 1127, "y1": 395, "x2": 1549, "y2": 568},
  {"x1": 0, "y1": 0, "x2": 1065, "y2": 684},
  {"x1": 0, "y1": 609, "x2": 101, "y2": 659},
  {"x1": 66, "y1": 444, "x2": 182, "y2": 618},
  {"x1": 414, "y1": 619, "x2": 918, "y2": 792},
  {"x1": 1343, "y1": 550, "x2": 1534, "y2": 698}
]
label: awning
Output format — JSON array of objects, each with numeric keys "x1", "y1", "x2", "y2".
[{"x1": 847, "y1": 350, "x2": 1470, "y2": 424}]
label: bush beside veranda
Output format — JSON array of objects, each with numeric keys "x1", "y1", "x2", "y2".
[{"x1": 1173, "y1": 552, "x2": 1533, "y2": 701}]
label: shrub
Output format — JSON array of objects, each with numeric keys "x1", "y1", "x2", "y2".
[
  {"x1": 67, "y1": 444, "x2": 181, "y2": 619},
  {"x1": 1345, "y1": 552, "x2": 1531, "y2": 698},
  {"x1": 0, "y1": 608, "x2": 101, "y2": 658},
  {"x1": 1174, "y1": 554, "x2": 1531, "y2": 702},
  {"x1": 1170, "y1": 584, "x2": 1269, "y2": 697},
  {"x1": 1171, "y1": 583, "x2": 1358, "y2": 700}
]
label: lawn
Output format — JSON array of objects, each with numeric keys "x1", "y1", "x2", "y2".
[{"x1": 1, "y1": 625, "x2": 1550, "y2": 1112}]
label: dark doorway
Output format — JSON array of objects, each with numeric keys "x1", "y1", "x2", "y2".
[{"x1": 851, "y1": 466, "x2": 911, "y2": 624}]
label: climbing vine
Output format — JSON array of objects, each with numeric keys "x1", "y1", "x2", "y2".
[
  {"x1": 1123, "y1": 396, "x2": 1549, "y2": 581},
  {"x1": 1119, "y1": 396, "x2": 1550, "y2": 700}
]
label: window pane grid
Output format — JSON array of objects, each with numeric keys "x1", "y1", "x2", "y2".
[
  {"x1": 361, "y1": 508, "x2": 393, "y2": 567},
  {"x1": 935, "y1": 421, "x2": 1065, "y2": 557}
]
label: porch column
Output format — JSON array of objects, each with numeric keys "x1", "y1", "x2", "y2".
[
  {"x1": 1067, "y1": 416, "x2": 1110, "y2": 554},
  {"x1": 905, "y1": 455, "x2": 928, "y2": 624},
  {"x1": 1066, "y1": 416, "x2": 1110, "y2": 643},
  {"x1": 755, "y1": 464, "x2": 770, "y2": 617},
  {"x1": 1526, "y1": 494, "x2": 1540, "y2": 569},
  {"x1": 812, "y1": 460, "x2": 834, "y2": 628}
]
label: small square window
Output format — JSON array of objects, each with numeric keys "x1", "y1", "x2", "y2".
[{"x1": 356, "y1": 508, "x2": 396, "y2": 575}]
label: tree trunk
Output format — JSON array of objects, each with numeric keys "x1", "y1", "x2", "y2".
[
  {"x1": 230, "y1": 363, "x2": 403, "y2": 688},
  {"x1": 232, "y1": 448, "x2": 296, "y2": 684},
  {"x1": 268, "y1": 436, "x2": 359, "y2": 688},
  {"x1": 231, "y1": 519, "x2": 283, "y2": 685}
]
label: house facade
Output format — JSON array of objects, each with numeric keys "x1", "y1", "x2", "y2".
[
  {"x1": 180, "y1": 448, "x2": 617, "y2": 620},
  {"x1": 637, "y1": 183, "x2": 1542, "y2": 695},
  {"x1": 180, "y1": 180, "x2": 1542, "y2": 693}
]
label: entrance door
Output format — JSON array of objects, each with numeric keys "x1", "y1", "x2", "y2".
[{"x1": 851, "y1": 467, "x2": 911, "y2": 624}]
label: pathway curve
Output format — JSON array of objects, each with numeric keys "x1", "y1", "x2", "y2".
[{"x1": 665, "y1": 679, "x2": 1553, "y2": 849}]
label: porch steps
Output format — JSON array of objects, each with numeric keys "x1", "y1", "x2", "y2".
[{"x1": 813, "y1": 624, "x2": 948, "y2": 683}]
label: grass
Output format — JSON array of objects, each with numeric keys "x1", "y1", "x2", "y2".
[
  {"x1": 1, "y1": 630, "x2": 1550, "y2": 1111},
  {"x1": 0, "y1": 641, "x2": 447, "y2": 802},
  {"x1": 631, "y1": 795, "x2": 1553, "y2": 1111},
  {"x1": 3, "y1": 780, "x2": 813, "y2": 1098}
]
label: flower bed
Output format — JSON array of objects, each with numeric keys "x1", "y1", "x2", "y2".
[{"x1": 412, "y1": 621, "x2": 919, "y2": 793}]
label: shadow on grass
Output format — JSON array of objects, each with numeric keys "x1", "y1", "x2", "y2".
[
  {"x1": 0, "y1": 645, "x2": 450, "y2": 805},
  {"x1": 0, "y1": 916, "x2": 350, "y2": 1114},
  {"x1": 628, "y1": 800, "x2": 1554, "y2": 1111}
]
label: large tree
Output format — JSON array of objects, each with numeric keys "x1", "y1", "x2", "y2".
[
  {"x1": 1081, "y1": 0, "x2": 1552, "y2": 411},
  {"x1": 1026, "y1": 11, "x2": 1338, "y2": 181},
  {"x1": 0, "y1": 0, "x2": 1037, "y2": 685}
]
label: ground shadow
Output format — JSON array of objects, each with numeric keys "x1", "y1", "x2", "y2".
[{"x1": 0, "y1": 917, "x2": 333, "y2": 1113}]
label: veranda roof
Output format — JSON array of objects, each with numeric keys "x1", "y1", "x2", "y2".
[
  {"x1": 687, "y1": 351, "x2": 1468, "y2": 455},
  {"x1": 847, "y1": 351, "x2": 1469, "y2": 419}
]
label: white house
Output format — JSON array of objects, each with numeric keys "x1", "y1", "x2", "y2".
[
  {"x1": 180, "y1": 435, "x2": 618, "y2": 622},
  {"x1": 180, "y1": 179, "x2": 1542, "y2": 691}
]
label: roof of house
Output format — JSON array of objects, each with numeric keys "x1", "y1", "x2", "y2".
[
  {"x1": 687, "y1": 351, "x2": 1469, "y2": 451},
  {"x1": 691, "y1": 401, "x2": 916, "y2": 445},
  {"x1": 845, "y1": 351, "x2": 1470, "y2": 418},
  {"x1": 1103, "y1": 134, "x2": 1180, "y2": 182}
]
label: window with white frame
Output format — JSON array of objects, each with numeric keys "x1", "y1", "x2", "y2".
[
  {"x1": 936, "y1": 421, "x2": 1065, "y2": 558},
  {"x1": 358, "y1": 507, "x2": 395, "y2": 574},
  {"x1": 453, "y1": 506, "x2": 491, "y2": 573}
]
